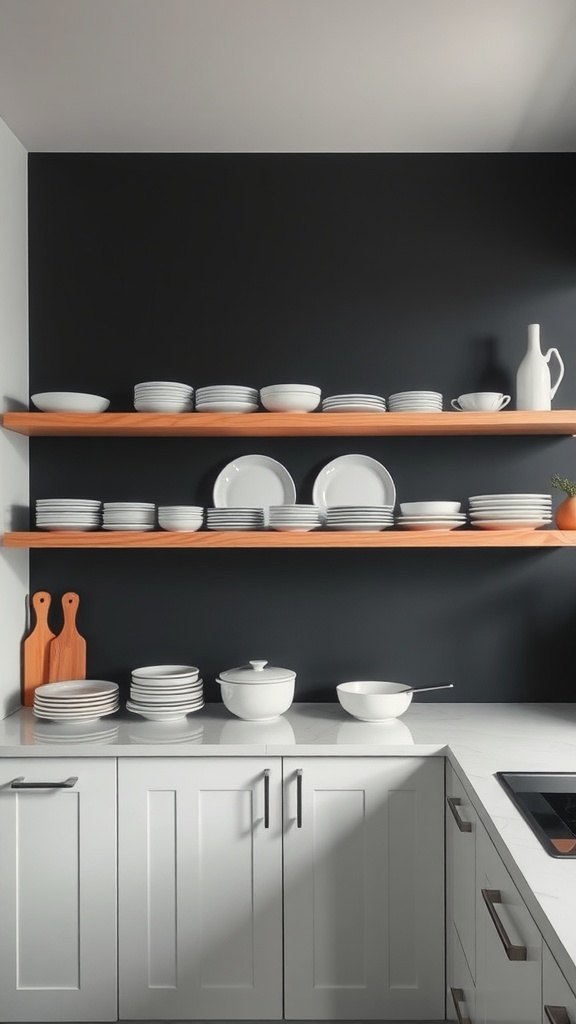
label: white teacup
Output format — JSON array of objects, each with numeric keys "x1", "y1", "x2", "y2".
[{"x1": 451, "y1": 392, "x2": 511, "y2": 412}]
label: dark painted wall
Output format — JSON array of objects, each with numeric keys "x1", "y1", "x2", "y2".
[{"x1": 28, "y1": 154, "x2": 576, "y2": 702}]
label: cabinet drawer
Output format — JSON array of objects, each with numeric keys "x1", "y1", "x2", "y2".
[
  {"x1": 446, "y1": 761, "x2": 477, "y2": 981},
  {"x1": 447, "y1": 920, "x2": 476, "y2": 1023},
  {"x1": 476, "y1": 822, "x2": 541, "y2": 1024},
  {"x1": 543, "y1": 942, "x2": 576, "y2": 1023}
]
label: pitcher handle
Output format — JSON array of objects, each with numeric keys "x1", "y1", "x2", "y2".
[{"x1": 545, "y1": 348, "x2": 565, "y2": 400}]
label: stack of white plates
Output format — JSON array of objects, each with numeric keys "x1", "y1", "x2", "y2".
[
  {"x1": 322, "y1": 393, "x2": 387, "y2": 413},
  {"x1": 396, "y1": 500, "x2": 466, "y2": 531},
  {"x1": 126, "y1": 664, "x2": 204, "y2": 721},
  {"x1": 195, "y1": 385, "x2": 258, "y2": 413},
  {"x1": 33, "y1": 680, "x2": 119, "y2": 723},
  {"x1": 325, "y1": 505, "x2": 395, "y2": 530},
  {"x1": 158, "y1": 505, "x2": 204, "y2": 531},
  {"x1": 206, "y1": 507, "x2": 265, "y2": 530},
  {"x1": 134, "y1": 381, "x2": 194, "y2": 412},
  {"x1": 388, "y1": 391, "x2": 443, "y2": 412},
  {"x1": 469, "y1": 493, "x2": 553, "y2": 530},
  {"x1": 268, "y1": 504, "x2": 322, "y2": 531},
  {"x1": 36, "y1": 498, "x2": 102, "y2": 531},
  {"x1": 103, "y1": 502, "x2": 156, "y2": 531}
]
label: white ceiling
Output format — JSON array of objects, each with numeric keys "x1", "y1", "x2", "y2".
[{"x1": 1, "y1": 0, "x2": 576, "y2": 152}]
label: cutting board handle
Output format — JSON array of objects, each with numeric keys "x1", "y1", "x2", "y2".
[
  {"x1": 61, "y1": 591, "x2": 80, "y2": 634},
  {"x1": 22, "y1": 591, "x2": 55, "y2": 706}
]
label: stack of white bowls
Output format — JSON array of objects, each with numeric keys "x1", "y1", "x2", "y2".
[
  {"x1": 321, "y1": 393, "x2": 386, "y2": 412},
  {"x1": 325, "y1": 505, "x2": 395, "y2": 530},
  {"x1": 217, "y1": 659, "x2": 296, "y2": 721},
  {"x1": 468, "y1": 493, "x2": 552, "y2": 530},
  {"x1": 126, "y1": 664, "x2": 204, "y2": 722},
  {"x1": 158, "y1": 505, "x2": 204, "y2": 531},
  {"x1": 103, "y1": 501, "x2": 156, "y2": 531},
  {"x1": 268, "y1": 504, "x2": 322, "y2": 531},
  {"x1": 206, "y1": 507, "x2": 264, "y2": 530},
  {"x1": 195, "y1": 385, "x2": 258, "y2": 413},
  {"x1": 388, "y1": 390, "x2": 443, "y2": 412},
  {"x1": 396, "y1": 501, "x2": 466, "y2": 531},
  {"x1": 134, "y1": 381, "x2": 194, "y2": 412},
  {"x1": 260, "y1": 384, "x2": 321, "y2": 412},
  {"x1": 36, "y1": 498, "x2": 102, "y2": 531}
]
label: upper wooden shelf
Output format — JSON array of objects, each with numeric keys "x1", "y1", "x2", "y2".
[
  {"x1": 3, "y1": 530, "x2": 575, "y2": 548},
  {"x1": 3, "y1": 410, "x2": 576, "y2": 437}
]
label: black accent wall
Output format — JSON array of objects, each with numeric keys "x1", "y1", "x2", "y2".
[{"x1": 28, "y1": 154, "x2": 576, "y2": 702}]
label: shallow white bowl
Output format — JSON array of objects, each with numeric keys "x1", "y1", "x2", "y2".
[
  {"x1": 260, "y1": 391, "x2": 321, "y2": 412},
  {"x1": 217, "y1": 677, "x2": 295, "y2": 721},
  {"x1": 31, "y1": 392, "x2": 110, "y2": 413},
  {"x1": 336, "y1": 681, "x2": 413, "y2": 722},
  {"x1": 400, "y1": 501, "x2": 462, "y2": 515},
  {"x1": 260, "y1": 384, "x2": 321, "y2": 395}
]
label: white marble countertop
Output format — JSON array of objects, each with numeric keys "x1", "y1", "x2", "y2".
[{"x1": 2, "y1": 701, "x2": 576, "y2": 990}]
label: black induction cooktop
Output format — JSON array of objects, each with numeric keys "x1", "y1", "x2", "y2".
[{"x1": 497, "y1": 772, "x2": 576, "y2": 858}]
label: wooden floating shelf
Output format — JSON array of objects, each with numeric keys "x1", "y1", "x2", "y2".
[
  {"x1": 3, "y1": 531, "x2": 575, "y2": 549},
  {"x1": 4, "y1": 410, "x2": 576, "y2": 437}
]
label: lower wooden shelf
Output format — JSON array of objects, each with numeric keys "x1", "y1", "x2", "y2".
[{"x1": 3, "y1": 530, "x2": 575, "y2": 548}]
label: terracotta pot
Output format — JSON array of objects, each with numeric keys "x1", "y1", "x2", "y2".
[{"x1": 555, "y1": 495, "x2": 576, "y2": 529}]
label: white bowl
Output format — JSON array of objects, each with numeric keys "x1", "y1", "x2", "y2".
[
  {"x1": 260, "y1": 384, "x2": 321, "y2": 395},
  {"x1": 399, "y1": 501, "x2": 461, "y2": 515},
  {"x1": 131, "y1": 664, "x2": 199, "y2": 681},
  {"x1": 31, "y1": 391, "x2": 110, "y2": 413},
  {"x1": 336, "y1": 681, "x2": 413, "y2": 722},
  {"x1": 260, "y1": 391, "x2": 321, "y2": 412},
  {"x1": 217, "y1": 677, "x2": 295, "y2": 720}
]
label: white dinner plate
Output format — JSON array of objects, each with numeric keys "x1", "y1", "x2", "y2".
[
  {"x1": 469, "y1": 493, "x2": 551, "y2": 501},
  {"x1": 326, "y1": 522, "x2": 393, "y2": 531},
  {"x1": 196, "y1": 401, "x2": 258, "y2": 413},
  {"x1": 126, "y1": 700, "x2": 204, "y2": 721},
  {"x1": 323, "y1": 404, "x2": 387, "y2": 413},
  {"x1": 469, "y1": 511, "x2": 552, "y2": 520},
  {"x1": 312, "y1": 454, "x2": 396, "y2": 512},
  {"x1": 213, "y1": 455, "x2": 296, "y2": 512}
]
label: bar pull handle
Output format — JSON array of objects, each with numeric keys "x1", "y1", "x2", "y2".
[
  {"x1": 296, "y1": 769, "x2": 303, "y2": 828},
  {"x1": 481, "y1": 888, "x2": 527, "y2": 961},
  {"x1": 545, "y1": 1006, "x2": 572, "y2": 1024},
  {"x1": 263, "y1": 769, "x2": 270, "y2": 828},
  {"x1": 11, "y1": 776, "x2": 78, "y2": 789},
  {"x1": 447, "y1": 795, "x2": 472, "y2": 832},
  {"x1": 450, "y1": 987, "x2": 471, "y2": 1024}
]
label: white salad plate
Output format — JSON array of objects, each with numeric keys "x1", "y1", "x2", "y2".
[
  {"x1": 35, "y1": 680, "x2": 119, "y2": 699},
  {"x1": 33, "y1": 708, "x2": 119, "y2": 722},
  {"x1": 470, "y1": 511, "x2": 552, "y2": 520},
  {"x1": 312, "y1": 454, "x2": 396, "y2": 512},
  {"x1": 469, "y1": 493, "x2": 551, "y2": 501},
  {"x1": 398, "y1": 513, "x2": 466, "y2": 521},
  {"x1": 471, "y1": 520, "x2": 551, "y2": 530},
  {"x1": 196, "y1": 401, "x2": 258, "y2": 413},
  {"x1": 103, "y1": 523, "x2": 156, "y2": 531},
  {"x1": 397, "y1": 520, "x2": 466, "y2": 531},
  {"x1": 213, "y1": 455, "x2": 296, "y2": 511},
  {"x1": 323, "y1": 404, "x2": 386, "y2": 413}
]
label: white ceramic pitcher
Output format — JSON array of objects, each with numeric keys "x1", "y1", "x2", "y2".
[{"x1": 516, "y1": 323, "x2": 564, "y2": 410}]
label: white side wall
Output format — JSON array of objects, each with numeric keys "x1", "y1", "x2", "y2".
[{"x1": 0, "y1": 117, "x2": 28, "y2": 720}]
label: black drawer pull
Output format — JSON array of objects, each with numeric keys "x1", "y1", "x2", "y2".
[
  {"x1": 447, "y1": 795, "x2": 472, "y2": 832},
  {"x1": 481, "y1": 888, "x2": 527, "y2": 961},
  {"x1": 450, "y1": 987, "x2": 471, "y2": 1024},
  {"x1": 545, "y1": 1006, "x2": 572, "y2": 1024},
  {"x1": 11, "y1": 776, "x2": 78, "y2": 789}
]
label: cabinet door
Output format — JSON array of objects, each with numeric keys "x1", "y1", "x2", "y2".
[
  {"x1": 475, "y1": 822, "x2": 541, "y2": 1024},
  {"x1": 0, "y1": 757, "x2": 117, "y2": 1022},
  {"x1": 446, "y1": 761, "x2": 477, "y2": 981},
  {"x1": 543, "y1": 942, "x2": 576, "y2": 1023},
  {"x1": 118, "y1": 757, "x2": 283, "y2": 1020},
  {"x1": 283, "y1": 756, "x2": 445, "y2": 1020}
]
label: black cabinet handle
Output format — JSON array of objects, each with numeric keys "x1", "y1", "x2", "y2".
[
  {"x1": 447, "y1": 795, "x2": 472, "y2": 832},
  {"x1": 545, "y1": 1006, "x2": 572, "y2": 1024},
  {"x1": 481, "y1": 888, "x2": 527, "y2": 961},
  {"x1": 450, "y1": 987, "x2": 471, "y2": 1024},
  {"x1": 11, "y1": 776, "x2": 78, "y2": 789},
  {"x1": 296, "y1": 769, "x2": 303, "y2": 828},
  {"x1": 263, "y1": 769, "x2": 270, "y2": 828}
]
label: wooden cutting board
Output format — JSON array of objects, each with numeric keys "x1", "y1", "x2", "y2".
[
  {"x1": 22, "y1": 591, "x2": 56, "y2": 706},
  {"x1": 48, "y1": 592, "x2": 87, "y2": 682}
]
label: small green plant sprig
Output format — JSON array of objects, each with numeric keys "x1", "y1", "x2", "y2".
[{"x1": 551, "y1": 474, "x2": 576, "y2": 498}]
